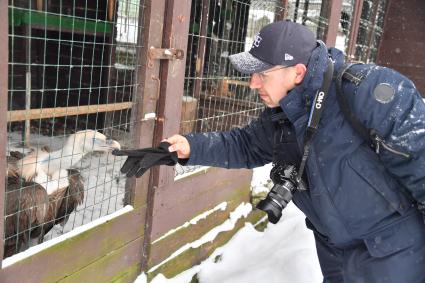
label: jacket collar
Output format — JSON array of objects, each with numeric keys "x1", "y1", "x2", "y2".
[{"x1": 278, "y1": 42, "x2": 344, "y2": 125}]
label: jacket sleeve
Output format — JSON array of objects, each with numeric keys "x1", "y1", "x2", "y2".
[
  {"x1": 347, "y1": 65, "x2": 425, "y2": 211},
  {"x1": 183, "y1": 110, "x2": 275, "y2": 169}
]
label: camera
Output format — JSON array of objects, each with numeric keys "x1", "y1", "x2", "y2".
[{"x1": 256, "y1": 164, "x2": 300, "y2": 224}]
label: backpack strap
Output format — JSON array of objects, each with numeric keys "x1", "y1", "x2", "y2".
[
  {"x1": 335, "y1": 63, "x2": 376, "y2": 149},
  {"x1": 335, "y1": 64, "x2": 412, "y2": 159}
]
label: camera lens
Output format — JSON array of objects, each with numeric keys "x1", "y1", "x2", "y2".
[
  {"x1": 256, "y1": 176, "x2": 296, "y2": 224},
  {"x1": 256, "y1": 198, "x2": 283, "y2": 224}
]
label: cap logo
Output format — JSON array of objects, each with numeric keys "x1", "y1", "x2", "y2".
[
  {"x1": 252, "y1": 34, "x2": 262, "y2": 48},
  {"x1": 285, "y1": 53, "x2": 294, "y2": 60}
]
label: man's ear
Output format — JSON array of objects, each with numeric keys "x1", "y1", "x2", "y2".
[{"x1": 294, "y1": 64, "x2": 307, "y2": 84}]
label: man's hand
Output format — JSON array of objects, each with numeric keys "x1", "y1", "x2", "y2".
[{"x1": 164, "y1": 135, "x2": 191, "y2": 159}]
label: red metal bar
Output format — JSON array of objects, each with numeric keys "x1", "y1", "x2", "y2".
[{"x1": 346, "y1": 0, "x2": 364, "y2": 60}]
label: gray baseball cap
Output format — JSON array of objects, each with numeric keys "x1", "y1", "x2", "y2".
[{"x1": 229, "y1": 20, "x2": 317, "y2": 74}]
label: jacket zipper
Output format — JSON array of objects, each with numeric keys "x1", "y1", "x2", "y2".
[{"x1": 374, "y1": 135, "x2": 411, "y2": 159}]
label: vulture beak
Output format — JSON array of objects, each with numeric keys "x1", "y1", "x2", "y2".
[{"x1": 105, "y1": 139, "x2": 121, "y2": 151}]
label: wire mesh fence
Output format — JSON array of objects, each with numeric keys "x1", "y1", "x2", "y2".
[
  {"x1": 287, "y1": 0, "x2": 329, "y2": 39},
  {"x1": 177, "y1": 0, "x2": 286, "y2": 177},
  {"x1": 333, "y1": 0, "x2": 388, "y2": 63},
  {"x1": 354, "y1": 0, "x2": 388, "y2": 63},
  {"x1": 286, "y1": 0, "x2": 388, "y2": 63},
  {"x1": 5, "y1": 0, "x2": 145, "y2": 258},
  {"x1": 176, "y1": 0, "x2": 390, "y2": 179}
]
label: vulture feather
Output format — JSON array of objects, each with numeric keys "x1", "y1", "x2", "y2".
[
  {"x1": 15, "y1": 130, "x2": 121, "y2": 188},
  {"x1": 4, "y1": 175, "x2": 48, "y2": 257},
  {"x1": 4, "y1": 130, "x2": 120, "y2": 257}
]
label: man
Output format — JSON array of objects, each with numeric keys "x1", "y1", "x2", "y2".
[{"x1": 119, "y1": 21, "x2": 425, "y2": 282}]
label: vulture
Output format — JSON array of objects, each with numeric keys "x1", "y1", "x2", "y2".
[
  {"x1": 16, "y1": 130, "x2": 121, "y2": 189},
  {"x1": 4, "y1": 130, "x2": 121, "y2": 257}
]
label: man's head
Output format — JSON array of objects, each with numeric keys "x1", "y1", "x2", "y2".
[{"x1": 229, "y1": 20, "x2": 317, "y2": 107}]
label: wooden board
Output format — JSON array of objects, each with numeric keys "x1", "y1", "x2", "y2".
[
  {"x1": 179, "y1": 96, "x2": 198, "y2": 134},
  {"x1": 0, "y1": 207, "x2": 145, "y2": 282}
]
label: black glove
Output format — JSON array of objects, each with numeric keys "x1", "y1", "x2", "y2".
[{"x1": 112, "y1": 141, "x2": 178, "y2": 178}]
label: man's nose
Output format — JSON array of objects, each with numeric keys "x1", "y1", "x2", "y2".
[{"x1": 250, "y1": 75, "x2": 262, "y2": 89}]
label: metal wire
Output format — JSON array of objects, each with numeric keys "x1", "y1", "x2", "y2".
[
  {"x1": 5, "y1": 0, "x2": 145, "y2": 257},
  {"x1": 177, "y1": 0, "x2": 286, "y2": 177}
]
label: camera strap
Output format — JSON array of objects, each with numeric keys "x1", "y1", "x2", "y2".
[{"x1": 296, "y1": 57, "x2": 334, "y2": 187}]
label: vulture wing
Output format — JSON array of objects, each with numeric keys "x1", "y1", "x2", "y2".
[
  {"x1": 4, "y1": 176, "x2": 48, "y2": 258},
  {"x1": 40, "y1": 169, "x2": 84, "y2": 237}
]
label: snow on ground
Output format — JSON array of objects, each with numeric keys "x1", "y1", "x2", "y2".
[{"x1": 135, "y1": 164, "x2": 322, "y2": 283}]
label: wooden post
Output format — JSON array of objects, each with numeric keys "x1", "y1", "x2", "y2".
[
  {"x1": 192, "y1": 0, "x2": 209, "y2": 104},
  {"x1": 36, "y1": 0, "x2": 43, "y2": 11},
  {"x1": 141, "y1": 0, "x2": 192, "y2": 271},
  {"x1": 128, "y1": 0, "x2": 167, "y2": 272},
  {"x1": 108, "y1": 0, "x2": 116, "y2": 21},
  {"x1": 322, "y1": 0, "x2": 343, "y2": 47},
  {"x1": 275, "y1": 0, "x2": 289, "y2": 21},
  {"x1": 0, "y1": 0, "x2": 8, "y2": 265},
  {"x1": 346, "y1": 0, "x2": 364, "y2": 60},
  {"x1": 179, "y1": 96, "x2": 198, "y2": 134}
]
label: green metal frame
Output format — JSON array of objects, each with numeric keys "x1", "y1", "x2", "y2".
[{"x1": 9, "y1": 7, "x2": 113, "y2": 34}]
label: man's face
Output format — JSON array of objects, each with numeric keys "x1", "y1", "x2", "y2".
[{"x1": 250, "y1": 65, "x2": 300, "y2": 107}]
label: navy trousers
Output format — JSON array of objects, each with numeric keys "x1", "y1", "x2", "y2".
[{"x1": 310, "y1": 212, "x2": 425, "y2": 283}]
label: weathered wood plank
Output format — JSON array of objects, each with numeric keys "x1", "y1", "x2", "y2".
[
  {"x1": 0, "y1": 0, "x2": 8, "y2": 264},
  {"x1": 7, "y1": 102, "x2": 132, "y2": 122},
  {"x1": 0, "y1": 207, "x2": 146, "y2": 283},
  {"x1": 148, "y1": 182, "x2": 251, "y2": 267},
  {"x1": 151, "y1": 168, "x2": 253, "y2": 240},
  {"x1": 57, "y1": 238, "x2": 143, "y2": 283},
  {"x1": 147, "y1": 209, "x2": 266, "y2": 280}
]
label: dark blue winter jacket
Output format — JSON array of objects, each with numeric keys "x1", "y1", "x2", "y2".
[{"x1": 184, "y1": 43, "x2": 425, "y2": 251}]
